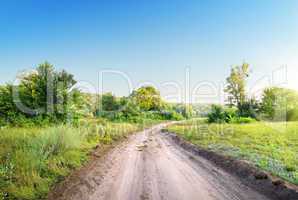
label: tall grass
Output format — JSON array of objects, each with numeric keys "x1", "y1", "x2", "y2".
[
  {"x1": 168, "y1": 119, "x2": 298, "y2": 185},
  {"x1": 0, "y1": 119, "x2": 153, "y2": 200}
]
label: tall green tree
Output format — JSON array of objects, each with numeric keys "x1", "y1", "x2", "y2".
[{"x1": 225, "y1": 63, "x2": 250, "y2": 107}]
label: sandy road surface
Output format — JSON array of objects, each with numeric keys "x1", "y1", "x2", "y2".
[{"x1": 49, "y1": 124, "x2": 270, "y2": 200}]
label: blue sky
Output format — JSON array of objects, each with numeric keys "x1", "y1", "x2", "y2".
[{"x1": 0, "y1": 0, "x2": 298, "y2": 103}]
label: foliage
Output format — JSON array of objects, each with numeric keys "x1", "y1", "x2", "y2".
[
  {"x1": 100, "y1": 92, "x2": 120, "y2": 111},
  {"x1": 207, "y1": 105, "x2": 237, "y2": 123},
  {"x1": 260, "y1": 87, "x2": 298, "y2": 121},
  {"x1": 147, "y1": 110, "x2": 184, "y2": 121},
  {"x1": 207, "y1": 105, "x2": 227, "y2": 123},
  {"x1": 95, "y1": 95, "x2": 141, "y2": 121},
  {"x1": 0, "y1": 62, "x2": 82, "y2": 127},
  {"x1": 95, "y1": 87, "x2": 186, "y2": 122},
  {"x1": 172, "y1": 104, "x2": 193, "y2": 119},
  {"x1": 118, "y1": 97, "x2": 141, "y2": 119},
  {"x1": 286, "y1": 107, "x2": 298, "y2": 122},
  {"x1": 168, "y1": 119, "x2": 298, "y2": 185},
  {"x1": 224, "y1": 107, "x2": 238, "y2": 122},
  {"x1": 225, "y1": 62, "x2": 250, "y2": 107},
  {"x1": 130, "y1": 86, "x2": 164, "y2": 111},
  {"x1": 207, "y1": 104, "x2": 256, "y2": 124},
  {"x1": 237, "y1": 98, "x2": 260, "y2": 119}
]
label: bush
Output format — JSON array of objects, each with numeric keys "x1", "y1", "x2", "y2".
[
  {"x1": 237, "y1": 99, "x2": 259, "y2": 119},
  {"x1": 207, "y1": 105, "x2": 256, "y2": 124},
  {"x1": 207, "y1": 105, "x2": 227, "y2": 123},
  {"x1": 159, "y1": 110, "x2": 184, "y2": 120},
  {"x1": 224, "y1": 107, "x2": 237, "y2": 121},
  {"x1": 207, "y1": 105, "x2": 237, "y2": 123}
]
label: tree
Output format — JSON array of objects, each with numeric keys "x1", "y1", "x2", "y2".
[
  {"x1": 130, "y1": 86, "x2": 164, "y2": 111},
  {"x1": 225, "y1": 63, "x2": 250, "y2": 107},
  {"x1": 261, "y1": 87, "x2": 298, "y2": 121},
  {"x1": 0, "y1": 62, "x2": 81, "y2": 126},
  {"x1": 260, "y1": 88, "x2": 277, "y2": 119},
  {"x1": 0, "y1": 85, "x2": 20, "y2": 125},
  {"x1": 22, "y1": 62, "x2": 79, "y2": 120}
]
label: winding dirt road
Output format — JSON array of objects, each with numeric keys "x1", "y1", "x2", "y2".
[{"x1": 49, "y1": 124, "x2": 270, "y2": 200}]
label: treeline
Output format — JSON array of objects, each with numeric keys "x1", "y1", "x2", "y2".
[
  {"x1": 208, "y1": 63, "x2": 298, "y2": 123},
  {"x1": 0, "y1": 62, "x2": 191, "y2": 127},
  {"x1": 94, "y1": 86, "x2": 192, "y2": 122}
]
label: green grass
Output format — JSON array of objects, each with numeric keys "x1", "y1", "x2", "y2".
[
  {"x1": 167, "y1": 119, "x2": 298, "y2": 185},
  {"x1": 0, "y1": 118, "x2": 159, "y2": 200}
]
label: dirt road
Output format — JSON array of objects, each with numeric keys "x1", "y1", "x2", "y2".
[{"x1": 49, "y1": 124, "x2": 270, "y2": 200}]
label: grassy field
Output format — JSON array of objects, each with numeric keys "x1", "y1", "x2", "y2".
[
  {"x1": 167, "y1": 119, "x2": 298, "y2": 185},
  {"x1": 0, "y1": 118, "x2": 159, "y2": 200}
]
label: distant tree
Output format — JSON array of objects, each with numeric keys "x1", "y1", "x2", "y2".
[
  {"x1": 173, "y1": 104, "x2": 193, "y2": 119},
  {"x1": 130, "y1": 86, "x2": 164, "y2": 111},
  {"x1": 225, "y1": 63, "x2": 250, "y2": 107}
]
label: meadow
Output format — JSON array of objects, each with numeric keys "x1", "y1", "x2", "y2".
[
  {"x1": 0, "y1": 118, "x2": 159, "y2": 200},
  {"x1": 167, "y1": 119, "x2": 298, "y2": 185}
]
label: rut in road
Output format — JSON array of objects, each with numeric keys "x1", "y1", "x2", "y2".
[{"x1": 49, "y1": 124, "x2": 270, "y2": 200}]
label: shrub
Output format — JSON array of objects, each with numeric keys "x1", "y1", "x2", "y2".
[
  {"x1": 237, "y1": 99, "x2": 259, "y2": 119},
  {"x1": 224, "y1": 107, "x2": 237, "y2": 121},
  {"x1": 207, "y1": 105, "x2": 256, "y2": 124},
  {"x1": 159, "y1": 110, "x2": 184, "y2": 120},
  {"x1": 207, "y1": 105, "x2": 226, "y2": 123}
]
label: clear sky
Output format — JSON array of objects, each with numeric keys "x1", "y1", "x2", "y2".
[{"x1": 1, "y1": 0, "x2": 298, "y2": 103}]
